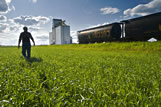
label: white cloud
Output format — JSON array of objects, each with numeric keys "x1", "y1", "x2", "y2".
[
  {"x1": 100, "y1": 7, "x2": 120, "y2": 15},
  {"x1": 0, "y1": 0, "x2": 9, "y2": 14},
  {"x1": 5, "y1": 0, "x2": 11, "y2": 4},
  {"x1": 0, "y1": 23, "x2": 9, "y2": 32},
  {"x1": 29, "y1": 27, "x2": 51, "y2": 45},
  {"x1": 28, "y1": 26, "x2": 41, "y2": 32},
  {"x1": 12, "y1": 16, "x2": 50, "y2": 26},
  {"x1": 9, "y1": 25, "x2": 19, "y2": 32},
  {"x1": 102, "y1": 22, "x2": 109, "y2": 25},
  {"x1": 0, "y1": 16, "x2": 21, "y2": 33},
  {"x1": 0, "y1": 15, "x2": 51, "y2": 45},
  {"x1": 88, "y1": 24, "x2": 101, "y2": 28},
  {"x1": 0, "y1": 21, "x2": 21, "y2": 46},
  {"x1": 0, "y1": 36, "x2": 17, "y2": 46},
  {"x1": 124, "y1": 0, "x2": 161, "y2": 16},
  {"x1": 36, "y1": 35, "x2": 48, "y2": 41},
  {"x1": 0, "y1": 15, "x2": 7, "y2": 22},
  {"x1": 70, "y1": 31, "x2": 78, "y2": 43},
  {"x1": 33, "y1": 30, "x2": 50, "y2": 45},
  {"x1": 0, "y1": 0, "x2": 13, "y2": 14},
  {"x1": 32, "y1": 0, "x2": 37, "y2": 3},
  {"x1": 29, "y1": 0, "x2": 37, "y2": 3},
  {"x1": 88, "y1": 22, "x2": 109, "y2": 29}
]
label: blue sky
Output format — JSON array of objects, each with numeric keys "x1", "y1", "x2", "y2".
[{"x1": 0, "y1": 0, "x2": 161, "y2": 45}]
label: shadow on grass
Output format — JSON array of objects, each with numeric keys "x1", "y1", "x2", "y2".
[{"x1": 26, "y1": 57, "x2": 43, "y2": 63}]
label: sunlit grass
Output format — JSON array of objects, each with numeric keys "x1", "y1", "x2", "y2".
[{"x1": 0, "y1": 41, "x2": 161, "y2": 106}]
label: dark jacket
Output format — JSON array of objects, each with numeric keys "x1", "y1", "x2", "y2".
[{"x1": 19, "y1": 32, "x2": 34, "y2": 45}]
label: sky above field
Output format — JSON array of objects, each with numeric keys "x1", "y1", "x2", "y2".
[{"x1": 0, "y1": 0, "x2": 161, "y2": 45}]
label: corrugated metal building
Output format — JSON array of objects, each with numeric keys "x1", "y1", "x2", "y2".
[{"x1": 49, "y1": 19, "x2": 72, "y2": 45}]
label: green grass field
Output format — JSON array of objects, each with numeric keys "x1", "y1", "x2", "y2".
[{"x1": 0, "y1": 41, "x2": 161, "y2": 106}]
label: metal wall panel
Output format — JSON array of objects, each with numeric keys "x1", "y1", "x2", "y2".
[{"x1": 124, "y1": 12, "x2": 161, "y2": 40}]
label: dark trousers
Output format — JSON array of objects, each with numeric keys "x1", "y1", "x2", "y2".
[{"x1": 22, "y1": 43, "x2": 31, "y2": 58}]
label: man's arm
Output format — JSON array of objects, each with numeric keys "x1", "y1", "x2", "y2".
[
  {"x1": 30, "y1": 34, "x2": 35, "y2": 46},
  {"x1": 18, "y1": 34, "x2": 22, "y2": 49}
]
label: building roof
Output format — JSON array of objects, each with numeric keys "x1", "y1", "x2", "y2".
[{"x1": 78, "y1": 22, "x2": 120, "y2": 32}]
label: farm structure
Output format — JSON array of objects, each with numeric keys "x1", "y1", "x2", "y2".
[
  {"x1": 49, "y1": 19, "x2": 72, "y2": 45},
  {"x1": 78, "y1": 12, "x2": 161, "y2": 44}
]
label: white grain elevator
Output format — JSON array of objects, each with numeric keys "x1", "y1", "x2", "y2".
[{"x1": 49, "y1": 19, "x2": 72, "y2": 45}]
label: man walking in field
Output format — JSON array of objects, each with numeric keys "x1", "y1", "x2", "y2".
[{"x1": 18, "y1": 27, "x2": 35, "y2": 59}]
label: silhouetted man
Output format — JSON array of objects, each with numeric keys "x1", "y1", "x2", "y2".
[{"x1": 18, "y1": 27, "x2": 35, "y2": 59}]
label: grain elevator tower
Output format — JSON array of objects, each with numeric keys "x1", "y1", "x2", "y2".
[{"x1": 49, "y1": 19, "x2": 72, "y2": 45}]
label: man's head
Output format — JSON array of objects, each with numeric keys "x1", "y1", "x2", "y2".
[{"x1": 23, "y1": 27, "x2": 28, "y2": 32}]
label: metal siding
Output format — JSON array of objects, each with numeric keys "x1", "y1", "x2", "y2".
[
  {"x1": 78, "y1": 23, "x2": 121, "y2": 44},
  {"x1": 56, "y1": 26, "x2": 61, "y2": 44},
  {"x1": 54, "y1": 26, "x2": 71, "y2": 44},
  {"x1": 63, "y1": 26, "x2": 71, "y2": 44},
  {"x1": 110, "y1": 24, "x2": 121, "y2": 39},
  {"x1": 78, "y1": 29, "x2": 111, "y2": 43},
  {"x1": 49, "y1": 32, "x2": 52, "y2": 44},
  {"x1": 125, "y1": 12, "x2": 161, "y2": 40},
  {"x1": 49, "y1": 19, "x2": 71, "y2": 45}
]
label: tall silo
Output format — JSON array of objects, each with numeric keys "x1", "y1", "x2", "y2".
[{"x1": 49, "y1": 19, "x2": 72, "y2": 45}]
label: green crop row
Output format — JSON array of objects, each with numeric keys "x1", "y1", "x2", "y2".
[
  {"x1": 0, "y1": 41, "x2": 161, "y2": 106},
  {"x1": 47, "y1": 41, "x2": 161, "y2": 52}
]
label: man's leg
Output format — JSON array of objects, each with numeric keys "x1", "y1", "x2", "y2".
[
  {"x1": 22, "y1": 45, "x2": 26, "y2": 58},
  {"x1": 27, "y1": 46, "x2": 31, "y2": 58}
]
